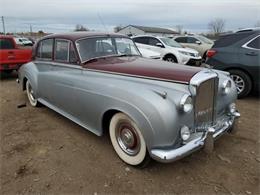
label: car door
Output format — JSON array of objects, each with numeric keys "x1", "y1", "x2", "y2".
[
  {"x1": 133, "y1": 36, "x2": 150, "y2": 50},
  {"x1": 239, "y1": 35, "x2": 260, "y2": 90},
  {"x1": 50, "y1": 39, "x2": 82, "y2": 116},
  {"x1": 174, "y1": 37, "x2": 188, "y2": 48},
  {"x1": 186, "y1": 37, "x2": 203, "y2": 54},
  {"x1": 35, "y1": 38, "x2": 56, "y2": 103},
  {"x1": 146, "y1": 37, "x2": 165, "y2": 54}
]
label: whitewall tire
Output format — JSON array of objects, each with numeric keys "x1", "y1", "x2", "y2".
[
  {"x1": 26, "y1": 80, "x2": 39, "y2": 107},
  {"x1": 109, "y1": 113, "x2": 150, "y2": 166}
]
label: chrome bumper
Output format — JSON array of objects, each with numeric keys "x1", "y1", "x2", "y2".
[{"x1": 150, "y1": 111, "x2": 240, "y2": 163}]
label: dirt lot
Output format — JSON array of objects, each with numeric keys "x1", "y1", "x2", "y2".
[{"x1": 0, "y1": 73, "x2": 259, "y2": 195}]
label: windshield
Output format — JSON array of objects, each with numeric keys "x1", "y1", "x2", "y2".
[
  {"x1": 197, "y1": 35, "x2": 213, "y2": 44},
  {"x1": 76, "y1": 37, "x2": 141, "y2": 62},
  {"x1": 160, "y1": 37, "x2": 183, "y2": 48}
]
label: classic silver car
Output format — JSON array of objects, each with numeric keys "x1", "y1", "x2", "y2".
[{"x1": 17, "y1": 32, "x2": 240, "y2": 167}]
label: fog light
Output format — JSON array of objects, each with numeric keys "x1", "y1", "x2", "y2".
[{"x1": 180, "y1": 126, "x2": 191, "y2": 141}]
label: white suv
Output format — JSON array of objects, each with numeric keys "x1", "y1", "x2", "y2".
[{"x1": 132, "y1": 35, "x2": 202, "y2": 66}]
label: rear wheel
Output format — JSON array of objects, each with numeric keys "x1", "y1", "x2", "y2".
[
  {"x1": 229, "y1": 69, "x2": 252, "y2": 98},
  {"x1": 26, "y1": 80, "x2": 39, "y2": 107},
  {"x1": 109, "y1": 113, "x2": 150, "y2": 167}
]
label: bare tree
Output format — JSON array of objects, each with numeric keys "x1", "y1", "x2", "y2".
[
  {"x1": 208, "y1": 18, "x2": 225, "y2": 35},
  {"x1": 175, "y1": 25, "x2": 183, "y2": 34},
  {"x1": 255, "y1": 20, "x2": 260, "y2": 27},
  {"x1": 74, "y1": 24, "x2": 89, "y2": 31},
  {"x1": 114, "y1": 25, "x2": 125, "y2": 33}
]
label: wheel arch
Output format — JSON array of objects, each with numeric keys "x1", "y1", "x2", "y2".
[
  {"x1": 224, "y1": 67, "x2": 254, "y2": 89},
  {"x1": 163, "y1": 53, "x2": 178, "y2": 63}
]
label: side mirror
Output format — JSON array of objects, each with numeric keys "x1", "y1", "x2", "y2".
[
  {"x1": 156, "y1": 42, "x2": 164, "y2": 48},
  {"x1": 195, "y1": 40, "x2": 201, "y2": 45}
]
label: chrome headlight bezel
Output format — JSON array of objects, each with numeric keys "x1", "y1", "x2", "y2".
[
  {"x1": 180, "y1": 94, "x2": 193, "y2": 113},
  {"x1": 222, "y1": 79, "x2": 232, "y2": 94}
]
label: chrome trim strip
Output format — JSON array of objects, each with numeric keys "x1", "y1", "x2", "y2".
[
  {"x1": 34, "y1": 60, "x2": 189, "y2": 84},
  {"x1": 150, "y1": 113, "x2": 240, "y2": 163},
  {"x1": 241, "y1": 35, "x2": 260, "y2": 51}
]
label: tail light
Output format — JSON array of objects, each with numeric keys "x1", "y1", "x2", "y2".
[{"x1": 207, "y1": 49, "x2": 217, "y2": 58}]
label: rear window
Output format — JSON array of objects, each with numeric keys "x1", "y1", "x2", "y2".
[
  {"x1": 0, "y1": 38, "x2": 15, "y2": 49},
  {"x1": 36, "y1": 39, "x2": 53, "y2": 60},
  {"x1": 247, "y1": 36, "x2": 260, "y2": 49},
  {"x1": 214, "y1": 32, "x2": 255, "y2": 48}
]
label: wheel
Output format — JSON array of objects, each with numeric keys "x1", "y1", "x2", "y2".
[
  {"x1": 229, "y1": 69, "x2": 252, "y2": 98},
  {"x1": 26, "y1": 80, "x2": 39, "y2": 107},
  {"x1": 109, "y1": 113, "x2": 150, "y2": 167},
  {"x1": 164, "y1": 55, "x2": 177, "y2": 63}
]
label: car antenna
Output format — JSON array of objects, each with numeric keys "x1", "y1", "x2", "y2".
[{"x1": 97, "y1": 13, "x2": 109, "y2": 33}]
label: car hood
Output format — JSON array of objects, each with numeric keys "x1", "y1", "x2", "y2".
[
  {"x1": 176, "y1": 47, "x2": 199, "y2": 54},
  {"x1": 83, "y1": 56, "x2": 202, "y2": 83}
]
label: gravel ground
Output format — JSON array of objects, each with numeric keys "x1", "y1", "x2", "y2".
[{"x1": 0, "y1": 72, "x2": 259, "y2": 194}]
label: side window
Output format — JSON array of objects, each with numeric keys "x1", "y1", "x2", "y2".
[
  {"x1": 55, "y1": 39, "x2": 70, "y2": 62},
  {"x1": 175, "y1": 37, "x2": 187, "y2": 43},
  {"x1": 36, "y1": 39, "x2": 53, "y2": 60},
  {"x1": 247, "y1": 36, "x2": 260, "y2": 49},
  {"x1": 133, "y1": 37, "x2": 149, "y2": 45},
  {"x1": 0, "y1": 38, "x2": 15, "y2": 49},
  {"x1": 69, "y1": 43, "x2": 78, "y2": 63},
  {"x1": 148, "y1": 38, "x2": 161, "y2": 46},
  {"x1": 187, "y1": 37, "x2": 198, "y2": 44}
]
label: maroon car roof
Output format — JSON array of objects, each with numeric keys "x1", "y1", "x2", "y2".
[{"x1": 42, "y1": 32, "x2": 128, "y2": 42}]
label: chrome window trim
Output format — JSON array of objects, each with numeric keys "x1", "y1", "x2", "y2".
[
  {"x1": 34, "y1": 60, "x2": 83, "y2": 70},
  {"x1": 33, "y1": 60, "x2": 189, "y2": 84},
  {"x1": 241, "y1": 35, "x2": 260, "y2": 51}
]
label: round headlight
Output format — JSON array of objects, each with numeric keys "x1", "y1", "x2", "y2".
[
  {"x1": 180, "y1": 126, "x2": 191, "y2": 141},
  {"x1": 222, "y1": 79, "x2": 232, "y2": 94},
  {"x1": 180, "y1": 94, "x2": 193, "y2": 113}
]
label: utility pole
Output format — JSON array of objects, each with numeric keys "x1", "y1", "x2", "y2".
[
  {"x1": 30, "y1": 24, "x2": 32, "y2": 36},
  {"x1": 1, "y1": 16, "x2": 6, "y2": 35}
]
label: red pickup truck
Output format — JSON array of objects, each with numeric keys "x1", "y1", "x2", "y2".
[{"x1": 0, "y1": 35, "x2": 32, "y2": 73}]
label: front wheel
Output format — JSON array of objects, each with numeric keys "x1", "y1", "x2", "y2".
[
  {"x1": 26, "y1": 80, "x2": 39, "y2": 107},
  {"x1": 229, "y1": 69, "x2": 252, "y2": 98},
  {"x1": 164, "y1": 55, "x2": 177, "y2": 63},
  {"x1": 109, "y1": 113, "x2": 150, "y2": 167}
]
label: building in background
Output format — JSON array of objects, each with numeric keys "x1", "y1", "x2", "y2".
[{"x1": 118, "y1": 25, "x2": 178, "y2": 37}]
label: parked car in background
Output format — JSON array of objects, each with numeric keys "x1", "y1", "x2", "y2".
[
  {"x1": 206, "y1": 29, "x2": 260, "y2": 98},
  {"x1": 132, "y1": 35, "x2": 202, "y2": 66},
  {"x1": 138, "y1": 47, "x2": 161, "y2": 59},
  {"x1": 14, "y1": 37, "x2": 33, "y2": 46},
  {"x1": 18, "y1": 32, "x2": 240, "y2": 167},
  {"x1": 0, "y1": 35, "x2": 32, "y2": 73},
  {"x1": 173, "y1": 35, "x2": 214, "y2": 60}
]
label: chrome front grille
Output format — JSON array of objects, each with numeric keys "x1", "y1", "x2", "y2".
[{"x1": 194, "y1": 77, "x2": 218, "y2": 130}]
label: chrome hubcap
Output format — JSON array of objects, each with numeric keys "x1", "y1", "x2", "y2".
[
  {"x1": 166, "y1": 58, "x2": 174, "y2": 62},
  {"x1": 116, "y1": 123, "x2": 140, "y2": 156},
  {"x1": 231, "y1": 74, "x2": 245, "y2": 94}
]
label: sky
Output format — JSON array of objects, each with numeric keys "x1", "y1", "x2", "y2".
[{"x1": 0, "y1": 0, "x2": 260, "y2": 33}]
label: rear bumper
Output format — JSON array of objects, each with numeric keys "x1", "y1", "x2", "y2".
[{"x1": 150, "y1": 111, "x2": 240, "y2": 163}]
